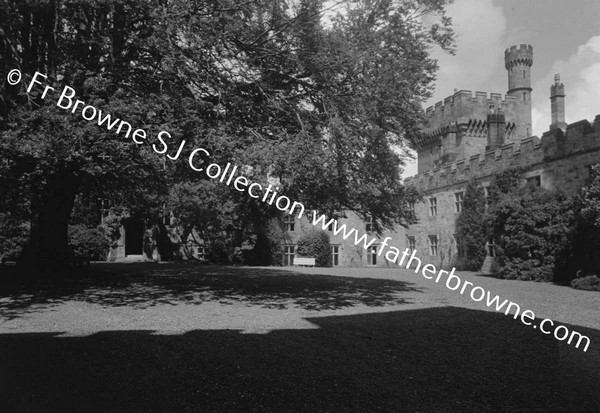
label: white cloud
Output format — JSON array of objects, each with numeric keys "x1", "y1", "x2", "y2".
[
  {"x1": 404, "y1": 0, "x2": 507, "y2": 178},
  {"x1": 532, "y1": 36, "x2": 600, "y2": 135},
  {"x1": 427, "y1": 0, "x2": 507, "y2": 105}
]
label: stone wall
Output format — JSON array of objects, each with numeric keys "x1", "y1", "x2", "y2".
[{"x1": 404, "y1": 114, "x2": 600, "y2": 269}]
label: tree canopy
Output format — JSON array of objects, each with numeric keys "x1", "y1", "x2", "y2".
[{"x1": 0, "y1": 0, "x2": 454, "y2": 270}]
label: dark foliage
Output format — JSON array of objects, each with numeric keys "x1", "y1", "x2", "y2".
[
  {"x1": 68, "y1": 225, "x2": 109, "y2": 261},
  {"x1": 206, "y1": 240, "x2": 230, "y2": 265},
  {"x1": 1, "y1": 0, "x2": 454, "y2": 270},
  {"x1": 555, "y1": 163, "x2": 600, "y2": 283},
  {"x1": 242, "y1": 218, "x2": 289, "y2": 266},
  {"x1": 455, "y1": 179, "x2": 487, "y2": 270},
  {"x1": 570, "y1": 274, "x2": 600, "y2": 291},
  {"x1": 486, "y1": 166, "x2": 529, "y2": 204},
  {"x1": 296, "y1": 230, "x2": 331, "y2": 267},
  {"x1": 487, "y1": 187, "x2": 573, "y2": 281},
  {"x1": 0, "y1": 214, "x2": 29, "y2": 260}
]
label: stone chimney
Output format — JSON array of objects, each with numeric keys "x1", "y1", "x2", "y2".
[
  {"x1": 486, "y1": 106, "x2": 506, "y2": 151},
  {"x1": 550, "y1": 73, "x2": 566, "y2": 131}
]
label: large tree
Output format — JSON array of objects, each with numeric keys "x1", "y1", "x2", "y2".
[{"x1": 0, "y1": 0, "x2": 454, "y2": 270}]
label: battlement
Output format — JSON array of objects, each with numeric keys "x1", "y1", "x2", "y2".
[
  {"x1": 423, "y1": 90, "x2": 517, "y2": 133},
  {"x1": 504, "y1": 44, "x2": 533, "y2": 69},
  {"x1": 405, "y1": 114, "x2": 600, "y2": 191},
  {"x1": 425, "y1": 90, "x2": 516, "y2": 115}
]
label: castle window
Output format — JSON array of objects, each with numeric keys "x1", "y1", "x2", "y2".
[
  {"x1": 526, "y1": 175, "x2": 541, "y2": 188},
  {"x1": 367, "y1": 245, "x2": 378, "y2": 265},
  {"x1": 331, "y1": 245, "x2": 340, "y2": 266},
  {"x1": 407, "y1": 236, "x2": 416, "y2": 252},
  {"x1": 284, "y1": 215, "x2": 295, "y2": 231},
  {"x1": 523, "y1": 92, "x2": 526, "y2": 102},
  {"x1": 454, "y1": 192, "x2": 464, "y2": 213},
  {"x1": 283, "y1": 245, "x2": 296, "y2": 266},
  {"x1": 428, "y1": 235, "x2": 438, "y2": 256},
  {"x1": 365, "y1": 216, "x2": 374, "y2": 232},
  {"x1": 429, "y1": 197, "x2": 437, "y2": 216},
  {"x1": 523, "y1": 70, "x2": 526, "y2": 78}
]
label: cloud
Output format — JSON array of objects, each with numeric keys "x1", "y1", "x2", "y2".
[
  {"x1": 532, "y1": 36, "x2": 600, "y2": 135},
  {"x1": 404, "y1": 0, "x2": 507, "y2": 178},
  {"x1": 427, "y1": 0, "x2": 507, "y2": 105}
]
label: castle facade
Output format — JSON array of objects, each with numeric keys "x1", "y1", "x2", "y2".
[{"x1": 282, "y1": 44, "x2": 600, "y2": 269}]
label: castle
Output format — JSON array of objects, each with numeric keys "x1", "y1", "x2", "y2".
[
  {"x1": 279, "y1": 44, "x2": 600, "y2": 269},
  {"x1": 108, "y1": 45, "x2": 600, "y2": 268}
]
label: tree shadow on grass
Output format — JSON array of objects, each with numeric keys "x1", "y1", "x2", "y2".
[
  {"x1": 0, "y1": 306, "x2": 598, "y2": 412},
  {"x1": 0, "y1": 263, "x2": 423, "y2": 318}
]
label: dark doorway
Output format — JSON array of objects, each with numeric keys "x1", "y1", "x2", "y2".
[{"x1": 124, "y1": 219, "x2": 143, "y2": 255}]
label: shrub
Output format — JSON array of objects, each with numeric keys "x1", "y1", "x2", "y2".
[
  {"x1": 241, "y1": 218, "x2": 289, "y2": 266},
  {"x1": 206, "y1": 239, "x2": 230, "y2": 264},
  {"x1": 560, "y1": 163, "x2": 600, "y2": 282},
  {"x1": 488, "y1": 187, "x2": 573, "y2": 282},
  {"x1": 0, "y1": 215, "x2": 29, "y2": 260},
  {"x1": 296, "y1": 230, "x2": 331, "y2": 267},
  {"x1": 571, "y1": 275, "x2": 600, "y2": 291},
  {"x1": 68, "y1": 225, "x2": 109, "y2": 260}
]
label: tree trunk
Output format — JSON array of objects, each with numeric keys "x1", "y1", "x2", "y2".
[{"x1": 18, "y1": 171, "x2": 79, "y2": 273}]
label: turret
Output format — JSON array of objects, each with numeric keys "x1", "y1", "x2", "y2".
[
  {"x1": 505, "y1": 44, "x2": 533, "y2": 138},
  {"x1": 486, "y1": 106, "x2": 506, "y2": 151},
  {"x1": 550, "y1": 74, "x2": 566, "y2": 131}
]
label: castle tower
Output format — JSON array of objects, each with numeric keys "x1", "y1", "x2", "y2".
[
  {"x1": 550, "y1": 73, "x2": 566, "y2": 131},
  {"x1": 505, "y1": 44, "x2": 533, "y2": 138}
]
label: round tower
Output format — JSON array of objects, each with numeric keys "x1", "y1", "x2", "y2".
[{"x1": 505, "y1": 44, "x2": 533, "y2": 137}]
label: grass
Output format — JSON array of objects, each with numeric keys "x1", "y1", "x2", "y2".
[{"x1": 0, "y1": 263, "x2": 599, "y2": 412}]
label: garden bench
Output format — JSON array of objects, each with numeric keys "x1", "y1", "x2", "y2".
[{"x1": 294, "y1": 257, "x2": 316, "y2": 267}]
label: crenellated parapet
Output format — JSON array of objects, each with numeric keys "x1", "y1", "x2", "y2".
[
  {"x1": 423, "y1": 90, "x2": 518, "y2": 134},
  {"x1": 504, "y1": 44, "x2": 533, "y2": 70},
  {"x1": 414, "y1": 118, "x2": 517, "y2": 152},
  {"x1": 405, "y1": 114, "x2": 600, "y2": 192}
]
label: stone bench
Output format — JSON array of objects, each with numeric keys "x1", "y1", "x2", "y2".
[{"x1": 294, "y1": 257, "x2": 316, "y2": 267}]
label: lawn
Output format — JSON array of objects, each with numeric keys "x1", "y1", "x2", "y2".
[{"x1": 0, "y1": 263, "x2": 598, "y2": 412}]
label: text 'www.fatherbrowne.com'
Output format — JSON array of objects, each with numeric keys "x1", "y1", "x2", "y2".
[
  {"x1": 310, "y1": 211, "x2": 591, "y2": 352},
  {"x1": 13, "y1": 68, "x2": 592, "y2": 353}
]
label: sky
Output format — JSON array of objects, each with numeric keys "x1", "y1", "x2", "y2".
[{"x1": 402, "y1": 0, "x2": 600, "y2": 177}]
